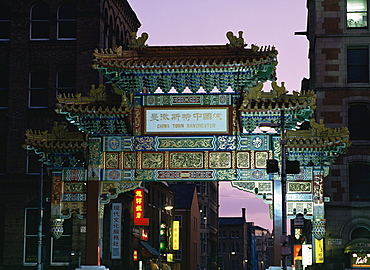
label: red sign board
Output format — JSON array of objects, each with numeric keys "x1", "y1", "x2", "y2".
[
  {"x1": 141, "y1": 228, "x2": 149, "y2": 241},
  {"x1": 134, "y1": 189, "x2": 149, "y2": 226}
]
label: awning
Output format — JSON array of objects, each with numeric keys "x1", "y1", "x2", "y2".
[
  {"x1": 141, "y1": 242, "x2": 159, "y2": 257},
  {"x1": 344, "y1": 238, "x2": 370, "y2": 253}
]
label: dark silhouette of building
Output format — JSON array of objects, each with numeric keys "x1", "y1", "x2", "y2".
[
  {"x1": 0, "y1": 0, "x2": 140, "y2": 268},
  {"x1": 170, "y1": 184, "x2": 201, "y2": 270},
  {"x1": 219, "y1": 208, "x2": 248, "y2": 270},
  {"x1": 305, "y1": 0, "x2": 370, "y2": 268}
]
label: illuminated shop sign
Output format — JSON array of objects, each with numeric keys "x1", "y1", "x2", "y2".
[
  {"x1": 352, "y1": 253, "x2": 370, "y2": 268},
  {"x1": 144, "y1": 107, "x2": 229, "y2": 134},
  {"x1": 160, "y1": 223, "x2": 168, "y2": 250},
  {"x1": 172, "y1": 221, "x2": 180, "y2": 250},
  {"x1": 302, "y1": 244, "x2": 312, "y2": 266},
  {"x1": 141, "y1": 228, "x2": 149, "y2": 241},
  {"x1": 134, "y1": 189, "x2": 149, "y2": 226},
  {"x1": 314, "y1": 238, "x2": 324, "y2": 263}
]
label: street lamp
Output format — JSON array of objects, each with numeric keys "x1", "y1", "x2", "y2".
[
  {"x1": 158, "y1": 200, "x2": 173, "y2": 270},
  {"x1": 229, "y1": 251, "x2": 236, "y2": 269},
  {"x1": 260, "y1": 109, "x2": 290, "y2": 270}
]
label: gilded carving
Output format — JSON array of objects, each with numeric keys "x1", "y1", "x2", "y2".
[
  {"x1": 170, "y1": 152, "x2": 203, "y2": 168},
  {"x1": 124, "y1": 153, "x2": 136, "y2": 169},
  {"x1": 288, "y1": 182, "x2": 311, "y2": 193},
  {"x1": 106, "y1": 153, "x2": 119, "y2": 169},
  {"x1": 64, "y1": 182, "x2": 86, "y2": 193},
  {"x1": 159, "y1": 138, "x2": 213, "y2": 149},
  {"x1": 134, "y1": 169, "x2": 154, "y2": 181},
  {"x1": 52, "y1": 121, "x2": 68, "y2": 138},
  {"x1": 142, "y1": 153, "x2": 163, "y2": 168},
  {"x1": 209, "y1": 152, "x2": 231, "y2": 168},
  {"x1": 237, "y1": 152, "x2": 250, "y2": 168},
  {"x1": 255, "y1": 151, "x2": 268, "y2": 168},
  {"x1": 216, "y1": 169, "x2": 237, "y2": 181},
  {"x1": 89, "y1": 84, "x2": 105, "y2": 101}
]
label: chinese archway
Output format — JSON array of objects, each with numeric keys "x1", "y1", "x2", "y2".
[{"x1": 25, "y1": 32, "x2": 350, "y2": 266}]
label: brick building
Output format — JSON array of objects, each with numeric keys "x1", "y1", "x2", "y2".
[
  {"x1": 169, "y1": 184, "x2": 201, "y2": 270},
  {"x1": 219, "y1": 208, "x2": 248, "y2": 270},
  {"x1": 305, "y1": 0, "x2": 370, "y2": 269},
  {"x1": 0, "y1": 0, "x2": 140, "y2": 269}
]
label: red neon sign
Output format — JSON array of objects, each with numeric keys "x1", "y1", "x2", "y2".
[{"x1": 134, "y1": 189, "x2": 149, "y2": 226}]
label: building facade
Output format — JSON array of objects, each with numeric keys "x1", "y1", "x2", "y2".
[
  {"x1": 306, "y1": 0, "x2": 370, "y2": 269},
  {"x1": 0, "y1": 0, "x2": 140, "y2": 269},
  {"x1": 219, "y1": 208, "x2": 248, "y2": 270},
  {"x1": 170, "y1": 184, "x2": 201, "y2": 270}
]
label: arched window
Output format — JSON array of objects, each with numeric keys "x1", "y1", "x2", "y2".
[
  {"x1": 57, "y1": 2, "x2": 76, "y2": 40},
  {"x1": 30, "y1": 3, "x2": 50, "y2": 40},
  {"x1": 352, "y1": 227, "x2": 370, "y2": 240},
  {"x1": 29, "y1": 69, "x2": 48, "y2": 108},
  {"x1": 0, "y1": 1, "x2": 10, "y2": 41},
  {"x1": 349, "y1": 162, "x2": 370, "y2": 201},
  {"x1": 348, "y1": 103, "x2": 370, "y2": 140}
]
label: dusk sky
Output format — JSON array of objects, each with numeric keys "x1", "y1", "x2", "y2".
[{"x1": 129, "y1": 0, "x2": 309, "y2": 231}]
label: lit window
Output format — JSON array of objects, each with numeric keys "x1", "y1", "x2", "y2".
[
  {"x1": 0, "y1": 1, "x2": 10, "y2": 41},
  {"x1": 30, "y1": 3, "x2": 50, "y2": 40},
  {"x1": 29, "y1": 69, "x2": 48, "y2": 108},
  {"x1": 349, "y1": 162, "x2": 370, "y2": 201},
  {"x1": 348, "y1": 103, "x2": 370, "y2": 140},
  {"x1": 56, "y1": 69, "x2": 75, "y2": 96},
  {"x1": 347, "y1": 0, "x2": 368, "y2": 28},
  {"x1": 347, "y1": 47, "x2": 369, "y2": 83},
  {"x1": 57, "y1": 2, "x2": 76, "y2": 40}
]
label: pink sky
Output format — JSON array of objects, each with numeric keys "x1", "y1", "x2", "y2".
[{"x1": 129, "y1": 0, "x2": 309, "y2": 231}]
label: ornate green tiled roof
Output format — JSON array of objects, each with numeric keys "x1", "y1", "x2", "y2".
[{"x1": 92, "y1": 31, "x2": 278, "y2": 94}]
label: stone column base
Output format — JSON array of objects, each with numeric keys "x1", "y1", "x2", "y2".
[{"x1": 76, "y1": 266, "x2": 110, "y2": 270}]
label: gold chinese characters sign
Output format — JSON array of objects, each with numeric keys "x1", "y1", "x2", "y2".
[{"x1": 143, "y1": 107, "x2": 231, "y2": 135}]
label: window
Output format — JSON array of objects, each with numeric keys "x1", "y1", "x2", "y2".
[
  {"x1": 29, "y1": 69, "x2": 48, "y2": 108},
  {"x1": 0, "y1": 114, "x2": 6, "y2": 174},
  {"x1": 56, "y1": 69, "x2": 75, "y2": 96},
  {"x1": 347, "y1": 0, "x2": 368, "y2": 28},
  {"x1": 0, "y1": 66, "x2": 8, "y2": 108},
  {"x1": 30, "y1": 3, "x2": 50, "y2": 40},
  {"x1": 57, "y1": 2, "x2": 76, "y2": 40},
  {"x1": 348, "y1": 47, "x2": 369, "y2": 83},
  {"x1": 174, "y1": 215, "x2": 182, "y2": 227},
  {"x1": 24, "y1": 208, "x2": 45, "y2": 265},
  {"x1": 0, "y1": 204, "x2": 3, "y2": 265},
  {"x1": 348, "y1": 103, "x2": 370, "y2": 140},
  {"x1": 174, "y1": 242, "x2": 182, "y2": 260},
  {"x1": 0, "y1": 1, "x2": 10, "y2": 41},
  {"x1": 351, "y1": 227, "x2": 370, "y2": 239},
  {"x1": 349, "y1": 162, "x2": 370, "y2": 200},
  {"x1": 27, "y1": 150, "x2": 40, "y2": 175},
  {"x1": 51, "y1": 218, "x2": 72, "y2": 265}
]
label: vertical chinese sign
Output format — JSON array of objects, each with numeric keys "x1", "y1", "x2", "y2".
[
  {"x1": 172, "y1": 220, "x2": 180, "y2": 250},
  {"x1": 134, "y1": 189, "x2": 149, "y2": 226},
  {"x1": 110, "y1": 203, "x2": 121, "y2": 259}
]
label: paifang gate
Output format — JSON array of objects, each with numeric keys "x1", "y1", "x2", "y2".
[{"x1": 25, "y1": 32, "x2": 350, "y2": 267}]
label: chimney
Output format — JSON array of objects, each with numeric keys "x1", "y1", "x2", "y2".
[{"x1": 242, "y1": 208, "x2": 246, "y2": 221}]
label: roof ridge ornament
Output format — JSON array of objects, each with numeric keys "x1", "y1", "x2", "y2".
[
  {"x1": 226, "y1": 31, "x2": 246, "y2": 50},
  {"x1": 128, "y1": 32, "x2": 149, "y2": 50}
]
